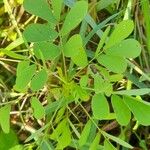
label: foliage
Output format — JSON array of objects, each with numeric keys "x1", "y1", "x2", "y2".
[{"x1": 0, "y1": 0, "x2": 150, "y2": 149}]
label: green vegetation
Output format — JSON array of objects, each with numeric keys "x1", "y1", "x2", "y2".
[{"x1": 0, "y1": 0, "x2": 150, "y2": 149}]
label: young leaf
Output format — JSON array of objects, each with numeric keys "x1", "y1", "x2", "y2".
[
  {"x1": 0, "y1": 105, "x2": 11, "y2": 133},
  {"x1": 92, "y1": 94, "x2": 109, "y2": 120},
  {"x1": 51, "y1": 0, "x2": 63, "y2": 21},
  {"x1": 61, "y1": 1, "x2": 88, "y2": 35},
  {"x1": 23, "y1": 23, "x2": 58, "y2": 42},
  {"x1": 105, "y1": 20, "x2": 134, "y2": 48},
  {"x1": 23, "y1": 0, "x2": 56, "y2": 23},
  {"x1": 34, "y1": 42, "x2": 60, "y2": 60},
  {"x1": 79, "y1": 120, "x2": 92, "y2": 146},
  {"x1": 111, "y1": 95, "x2": 131, "y2": 126},
  {"x1": 105, "y1": 39, "x2": 141, "y2": 58},
  {"x1": 31, "y1": 97, "x2": 45, "y2": 119},
  {"x1": 14, "y1": 64, "x2": 36, "y2": 92},
  {"x1": 30, "y1": 69, "x2": 48, "y2": 91},
  {"x1": 123, "y1": 96, "x2": 150, "y2": 126},
  {"x1": 97, "y1": 54, "x2": 127, "y2": 73}
]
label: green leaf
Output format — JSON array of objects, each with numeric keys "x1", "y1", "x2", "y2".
[
  {"x1": 56, "y1": 125, "x2": 71, "y2": 149},
  {"x1": 9, "y1": 145, "x2": 23, "y2": 150},
  {"x1": 114, "y1": 88, "x2": 150, "y2": 96},
  {"x1": 23, "y1": 0, "x2": 56, "y2": 23},
  {"x1": 94, "y1": 74, "x2": 112, "y2": 95},
  {"x1": 14, "y1": 63, "x2": 36, "y2": 92},
  {"x1": 104, "y1": 140, "x2": 117, "y2": 150},
  {"x1": 79, "y1": 120, "x2": 92, "y2": 146},
  {"x1": 16, "y1": 61, "x2": 30, "y2": 76},
  {"x1": 71, "y1": 48, "x2": 88, "y2": 67},
  {"x1": 31, "y1": 97, "x2": 45, "y2": 119},
  {"x1": 123, "y1": 96, "x2": 150, "y2": 126},
  {"x1": 30, "y1": 69, "x2": 48, "y2": 91},
  {"x1": 64, "y1": 34, "x2": 88, "y2": 67},
  {"x1": 97, "y1": 54, "x2": 127, "y2": 73},
  {"x1": 95, "y1": 26, "x2": 110, "y2": 57},
  {"x1": 105, "y1": 39, "x2": 141, "y2": 58},
  {"x1": 111, "y1": 95, "x2": 131, "y2": 126},
  {"x1": 51, "y1": 0, "x2": 63, "y2": 21},
  {"x1": 109, "y1": 74, "x2": 123, "y2": 82},
  {"x1": 0, "y1": 130, "x2": 18, "y2": 149},
  {"x1": 0, "y1": 105, "x2": 11, "y2": 133},
  {"x1": 64, "y1": 34, "x2": 82, "y2": 57},
  {"x1": 80, "y1": 75, "x2": 88, "y2": 87},
  {"x1": 74, "y1": 85, "x2": 89, "y2": 101},
  {"x1": 50, "y1": 119, "x2": 71, "y2": 149},
  {"x1": 105, "y1": 20, "x2": 134, "y2": 48},
  {"x1": 89, "y1": 133, "x2": 100, "y2": 150},
  {"x1": 61, "y1": 1, "x2": 88, "y2": 35},
  {"x1": 102, "y1": 131, "x2": 133, "y2": 149},
  {"x1": 50, "y1": 119, "x2": 67, "y2": 140},
  {"x1": 34, "y1": 42, "x2": 60, "y2": 60},
  {"x1": 92, "y1": 94, "x2": 109, "y2": 119},
  {"x1": 23, "y1": 23, "x2": 58, "y2": 42}
]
